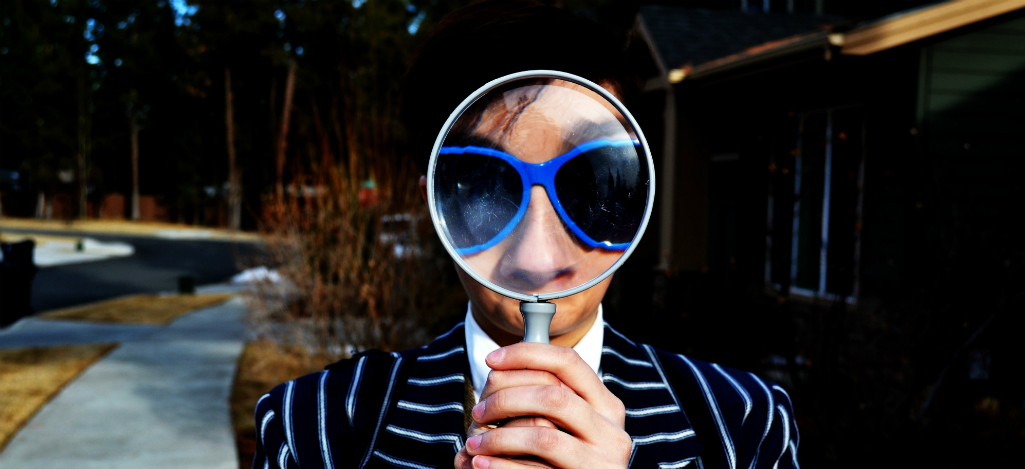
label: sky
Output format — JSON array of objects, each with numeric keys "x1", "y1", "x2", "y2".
[{"x1": 169, "y1": 0, "x2": 198, "y2": 26}]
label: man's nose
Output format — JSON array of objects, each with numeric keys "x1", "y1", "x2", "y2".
[{"x1": 495, "y1": 185, "x2": 579, "y2": 292}]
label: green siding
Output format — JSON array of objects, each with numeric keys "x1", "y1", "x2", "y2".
[
  {"x1": 931, "y1": 20, "x2": 1025, "y2": 53},
  {"x1": 927, "y1": 71, "x2": 1025, "y2": 95},
  {"x1": 931, "y1": 50, "x2": 1025, "y2": 73},
  {"x1": 919, "y1": 15, "x2": 1025, "y2": 136},
  {"x1": 910, "y1": 14, "x2": 1025, "y2": 307}
]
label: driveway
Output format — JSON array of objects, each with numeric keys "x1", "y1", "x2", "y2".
[{"x1": 2, "y1": 228, "x2": 260, "y2": 313}]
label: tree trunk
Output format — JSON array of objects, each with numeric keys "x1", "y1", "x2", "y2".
[
  {"x1": 225, "y1": 68, "x2": 241, "y2": 230},
  {"x1": 275, "y1": 60, "x2": 298, "y2": 200},
  {"x1": 269, "y1": 76, "x2": 277, "y2": 153},
  {"x1": 330, "y1": 96, "x2": 351, "y2": 185},
  {"x1": 77, "y1": 74, "x2": 91, "y2": 219},
  {"x1": 130, "y1": 89, "x2": 141, "y2": 221},
  {"x1": 35, "y1": 192, "x2": 46, "y2": 219},
  {"x1": 309, "y1": 98, "x2": 335, "y2": 179}
]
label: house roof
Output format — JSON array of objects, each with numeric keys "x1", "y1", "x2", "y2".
[
  {"x1": 643, "y1": 0, "x2": 1025, "y2": 82},
  {"x1": 841, "y1": 0, "x2": 1025, "y2": 55},
  {"x1": 638, "y1": 5, "x2": 844, "y2": 72}
]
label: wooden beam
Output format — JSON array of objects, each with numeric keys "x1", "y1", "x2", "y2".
[{"x1": 842, "y1": 0, "x2": 1025, "y2": 55}]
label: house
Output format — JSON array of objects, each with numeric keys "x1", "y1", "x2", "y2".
[
  {"x1": 611, "y1": 1, "x2": 1025, "y2": 465},
  {"x1": 638, "y1": 0, "x2": 1024, "y2": 304}
]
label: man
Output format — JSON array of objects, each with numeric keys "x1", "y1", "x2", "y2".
[{"x1": 254, "y1": 2, "x2": 798, "y2": 469}]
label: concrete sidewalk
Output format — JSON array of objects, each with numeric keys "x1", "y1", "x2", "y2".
[{"x1": 0, "y1": 297, "x2": 247, "y2": 469}]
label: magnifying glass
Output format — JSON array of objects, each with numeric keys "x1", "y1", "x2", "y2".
[{"x1": 426, "y1": 70, "x2": 655, "y2": 344}]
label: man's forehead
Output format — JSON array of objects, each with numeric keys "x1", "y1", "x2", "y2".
[
  {"x1": 499, "y1": 82, "x2": 625, "y2": 127},
  {"x1": 465, "y1": 81, "x2": 630, "y2": 160}
]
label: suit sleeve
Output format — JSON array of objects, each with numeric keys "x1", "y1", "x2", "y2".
[
  {"x1": 764, "y1": 384, "x2": 799, "y2": 469},
  {"x1": 651, "y1": 349, "x2": 801, "y2": 469},
  {"x1": 252, "y1": 354, "x2": 385, "y2": 469},
  {"x1": 742, "y1": 376, "x2": 800, "y2": 469},
  {"x1": 253, "y1": 383, "x2": 299, "y2": 469}
]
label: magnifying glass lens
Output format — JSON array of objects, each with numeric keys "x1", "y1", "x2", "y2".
[
  {"x1": 428, "y1": 75, "x2": 654, "y2": 300},
  {"x1": 435, "y1": 152, "x2": 524, "y2": 250},
  {"x1": 553, "y1": 140, "x2": 648, "y2": 246}
]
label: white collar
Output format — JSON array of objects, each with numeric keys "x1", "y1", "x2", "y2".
[{"x1": 463, "y1": 302, "x2": 604, "y2": 403}]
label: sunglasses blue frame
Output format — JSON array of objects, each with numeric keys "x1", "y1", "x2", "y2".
[{"x1": 437, "y1": 138, "x2": 642, "y2": 256}]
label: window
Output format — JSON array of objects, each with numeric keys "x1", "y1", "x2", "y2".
[{"x1": 766, "y1": 106, "x2": 864, "y2": 302}]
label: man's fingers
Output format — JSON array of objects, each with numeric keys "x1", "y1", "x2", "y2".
[
  {"x1": 501, "y1": 417, "x2": 558, "y2": 429},
  {"x1": 481, "y1": 369, "x2": 563, "y2": 401},
  {"x1": 462, "y1": 417, "x2": 558, "y2": 469},
  {"x1": 466, "y1": 421, "x2": 492, "y2": 439},
  {"x1": 485, "y1": 343, "x2": 618, "y2": 416},
  {"x1": 455, "y1": 449, "x2": 472, "y2": 469},
  {"x1": 466, "y1": 415, "x2": 555, "y2": 442},
  {"x1": 465, "y1": 426, "x2": 587, "y2": 469},
  {"x1": 473, "y1": 385, "x2": 604, "y2": 441},
  {"x1": 471, "y1": 455, "x2": 557, "y2": 469}
]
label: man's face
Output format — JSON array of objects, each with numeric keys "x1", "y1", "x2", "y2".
[{"x1": 429, "y1": 79, "x2": 645, "y2": 344}]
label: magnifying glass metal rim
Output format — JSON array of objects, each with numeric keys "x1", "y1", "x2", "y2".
[{"x1": 426, "y1": 70, "x2": 656, "y2": 303}]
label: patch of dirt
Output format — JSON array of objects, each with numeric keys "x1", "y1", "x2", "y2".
[
  {"x1": 230, "y1": 341, "x2": 338, "y2": 469},
  {"x1": 39, "y1": 293, "x2": 234, "y2": 325},
  {"x1": 0, "y1": 217, "x2": 261, "y2": 241}
]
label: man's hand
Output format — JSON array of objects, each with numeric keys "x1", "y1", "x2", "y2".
[{"x1": 453, "y1": 343, "x2": 632, "y2": 469}]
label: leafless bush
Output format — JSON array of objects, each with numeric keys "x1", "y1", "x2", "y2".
[{"x1": 246, "y1": 158, "x2": 457, "y2": 355}]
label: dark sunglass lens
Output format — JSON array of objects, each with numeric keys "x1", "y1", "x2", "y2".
[
  {"x1": 554, "y1": 144, "x2": 648, "y2": 246},
  {"x1": 434, "y1": 152, "x2": 523, "y2": 250}
]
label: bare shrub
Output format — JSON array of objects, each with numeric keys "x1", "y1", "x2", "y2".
[
  {"x1": 239, "y1": 10, "x2": 469, "y2": 356},
  {"x1": 246, "y1": 158, "x2": 458, "y2": 355}
]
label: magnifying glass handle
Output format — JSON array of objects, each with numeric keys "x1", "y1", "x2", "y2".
[{"x1": 520, "y1": 301, "x2": 556, "y2": 344}]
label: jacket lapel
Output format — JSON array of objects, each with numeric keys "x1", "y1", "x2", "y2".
[
  {"x1": 366, "y1": 323, "x2": 469, "y2": 469},
  {"x1": 602, "y1": 322, "x2": 704, "y2": 468}
]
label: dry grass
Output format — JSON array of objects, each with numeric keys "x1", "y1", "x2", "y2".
[
  {"x1": 0, "y1": 217, "x2": 262, "y2": 241},
  {"x1": 39, "y1": 293, "x2": 234, "y2": 325},
  {"x1": 0, "y1": 343, "x2": 118, "y2": 452},
  {"x1": 230, "y1": 340, "x2": 338, "y2": 469},
  {"x1": 0, "y1": 233, "x2": 81, "y2": 245}
]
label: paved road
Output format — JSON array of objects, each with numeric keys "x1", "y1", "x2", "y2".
[
  {"x1": 0, "y1": 298, "x2": 246, "y2": 469},
  {"x1": 2, "y1": 228, "x2": 260, "y2": 313}
]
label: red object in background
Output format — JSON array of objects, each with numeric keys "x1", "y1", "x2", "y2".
[
  {"x1": 358, "y1": 187, "x2": 378, "y2": 207},
  {"x1": 49, "y1": 193, "x2": 75, "y2": 220},
  {"x1": 99, "y1": 193, "x2": 126, "y2": 220},
  {"x1": 358, "y1": 179, "x2": 378, "y2": 207},
  {"x1": 139, "y1": 195, "x2": 170, "y2": 222}
]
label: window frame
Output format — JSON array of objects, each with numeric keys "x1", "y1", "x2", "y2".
[{"x1": 765, "y1": 105, "x2": 865, "y2": 304}]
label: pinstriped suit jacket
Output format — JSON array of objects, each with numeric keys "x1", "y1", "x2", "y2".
[{"x1": 253, "y1": 322, "x2": 799, "y2": 469}]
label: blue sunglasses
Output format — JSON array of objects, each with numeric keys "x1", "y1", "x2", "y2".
[{"x1": 434, "y1": 138, "x2": 649, "y2": 255}]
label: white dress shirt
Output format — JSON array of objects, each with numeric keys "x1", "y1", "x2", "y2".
[{"x1": 463, "y1": 302, "x2": 604, "y2": 403}]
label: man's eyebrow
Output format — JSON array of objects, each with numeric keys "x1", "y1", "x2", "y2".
[{"x1": 447, "y1": 134, "x2": 507, "y2": 153}]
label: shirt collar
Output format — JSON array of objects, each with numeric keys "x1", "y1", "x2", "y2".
[{"x1": 464, "y1": 302, "x2": 604, "y2": 403}]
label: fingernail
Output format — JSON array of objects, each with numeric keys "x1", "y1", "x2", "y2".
[
  {"x1": 467, "y1": 435, "x2": 482, "y2": 452},
  {"x1": 472, "y1": 401, "x2": 485, "y2": 421},
  {"x1": 486, "y1": 348, "x2": 504, "y2": 365},
  {"x1": 473, "y1": 456, "x2": 490, "y2": 469}
]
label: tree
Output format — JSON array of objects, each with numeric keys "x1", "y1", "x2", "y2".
[
  {"x1": 0, "y1": 0, "x2": 103, "y2": 219},
  {"x1": 225, "y1": 67, "x2": 240, "y2": 229},
  {"x1": 93, "y1": 0, "x2": 180, "y2": 220},
  {"x1": 184, "y1": 0, "x2": 280, "y2": 227},
  {"x1": 274, "y1": 59, "x2": 296, "y2": 201}
]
